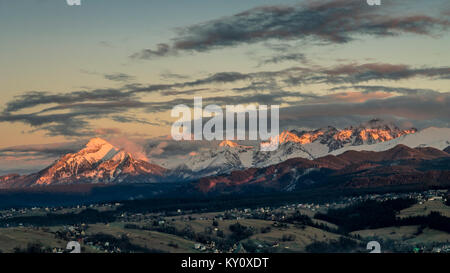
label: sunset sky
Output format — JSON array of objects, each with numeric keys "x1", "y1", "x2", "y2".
[{"x1": 0, "y1": 0, "x2": 449, "y2": 173}]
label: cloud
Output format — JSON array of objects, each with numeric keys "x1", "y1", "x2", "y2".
[
  {"x1": 37, "y1": 118, "x2": 94, "y2": 137},
  {"x1": 108, "y1": 137, "x2": 149, "y2": 161},
  {"x1": 320, "y1": 63, "x2": 450, "y2": 83},
  {"x1": 5, "y1": 61, "x2": 445, "y2": 113},
  {"x1": 144, "y1": 139, "x2": 218, "y2": 160},
  {"x1": 128, "y1": 62, "x2": 450, "y2": 93},
  {"x1": 3, "y1": 89, "x2": 136, "y2": 113},
  {"x1": 258, "y1": 53, "x2": 307, "y2": 66},
  {"x1": 323, "y1": 91, "x2": 393, "y2": 103},
  {"x1": 132, "y1": 0, "x2": 449, "y2": 59},
  {"x1": 104, "y1": 73, "x2": 135, "y2": 82},
  {"x1": 0, "y1": 141, "x2": 83, "y2": 159},
  {"x1": 143, "y1": 90, "x2": 318, "y2": 113},
  {"x1": 160, "y1": 72, "x2": 191, "y2": 81},
  {"x1": 283, "y1": 63, "x2": 450, "y2": 85},
  {"x1": 161, "y1": 88, "x2": 210, "y2": 96},
  {"x1": 181, "y1": 72, "x2": 252, "y2": 86},
  {"x1": 1, "y1": 89, "x2": 448, "y2": 139},
  {"x1": 0, "y1": 105, "x2": 127, "y2": 137},
  {"x1": 1, "y1": 60, "x2": 448, "y2": 137},
  {"x1": 110, "y1": 115, "x2": 161, "y2": 126},
  {"x1": 94, "y1": 128, "x2": 122, "y2": 136},
  {"x1": 0, "y1": 141, "x2": 86, "y2": 174},
  {"x1": 148, "y1": 141, "x2": 168, "y2": 156},
  {"x1": 99, "y1": 41, "x2": 114, "y2": 48},
  {"x1": 279, "y1": 92, "x2": 450, "y2": 129},
  {"x1": 329, "y1": 85, "x2": 443, "y2": 95},
  {"x1": 81, "y1": 70, "x2": 135, "y2": 82},
  {"x1": 130, "y1": 43, "x2": 175, "y2": 59}
]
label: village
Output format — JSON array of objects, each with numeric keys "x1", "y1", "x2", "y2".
[{"x1": 0, "y1": 189, "x2": 448, "y2": 253}]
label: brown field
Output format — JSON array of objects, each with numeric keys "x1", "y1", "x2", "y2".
[
  {"x1": 351, "y1": 225, "x2": 420, "y2": 241},
  {"x1": 86, "y1": 222, "x2": 201, "y2": 253},
  {"x1": 249, "y1": 225, "x2": 341, "y2": 252},
  {"x1": 398, "y1": 200, "x2": 450, "y2": 218},
  {"x1": 404, "y1": 228, "x2": 450, "y2": 245},
  {"x1": 351, "y1": 226, "x2": 450, "y2": 246},
  {"x1": 0, "y1": 227, "x2": 66, "y2": 253}
]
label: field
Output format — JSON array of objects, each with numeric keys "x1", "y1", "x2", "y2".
[
  {"x1": 0, "y1": 227, "x2": 67, "y2": 253},
  {"x1": 0, "y1": 208, "x2": 347, "y2": 253},
  {"x1": 398, "y1": 200, "x2": 450, "y2": 218},
  {"x1": 0, "y1": 193, "x2": 449, "y2": 253},
  {"x1": 249, "y1": 225, "x2": 341, "y2": 252},
  {"x1": 86, "y1": 222, "x2": 201, "y2": 253}
]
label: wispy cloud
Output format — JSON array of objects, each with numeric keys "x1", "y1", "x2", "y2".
[
  {"x1": 329, "y1": 85, "x2": 443, "y2": 95},
  {"x1": 280, "y1": 92, "x2": 450, "y2": 129},
  {"x1": 130, "y1": 43, "x2": 175, "y2": 60},
  {"x1": 258, "y1": 53, "x2": 307, "y2": 66},
  {"x1": 104, "y1": 73, "x2": 135, "y2": 82},
  {"x1": 3, "y1": 89, "x2": 136, "y2": 113},
  {"x1": 131, "y1": 0, "x2": 449, "y2": 59},
  {"x1": 1, "y1": 60, "x2": 449, "y2": 137},
  {"x1": 159, "y1": 71, "x2": 191, "y2": 81},
  {"x1": 283, "y1": 63, "x2": 450, "y2": 85},
  {"x1": 0, "y1": 141, "x2": 82, "y2": 159}
]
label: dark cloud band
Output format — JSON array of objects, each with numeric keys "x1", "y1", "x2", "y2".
[{"x1": 131, "y1": 0, "x2": 449, "y2": 60}]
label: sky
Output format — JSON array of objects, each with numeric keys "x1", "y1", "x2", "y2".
[{"x1": 0, "y1": 0, "x2": 449, "y2": 173}]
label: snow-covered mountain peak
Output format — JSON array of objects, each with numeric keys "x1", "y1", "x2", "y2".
[
  {"x1": 158, "y1": 120, "x2": 422, "y2": 178},
  {"x1": 73, "y1": 138, "x2": 119, "y2": 165},
  {"x1": 278, "y1": 130, "x2": 303, "y2": 143},
  {"x1": 32, "y1": 138, "x2": 165, "y2": 185},
  {"x1": 331, "y1": 127, "x2": 450, "y2": 155},
  {"x1": 85, "y1": 137, "x2": 113, "y2": 149},
  {"x1": 219, "y1": 140, "x2": 239, "y2": 148}
]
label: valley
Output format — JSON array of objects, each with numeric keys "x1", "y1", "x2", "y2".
[{"x1": 0, "y1": 189, "x2": 448, "y2": 253}]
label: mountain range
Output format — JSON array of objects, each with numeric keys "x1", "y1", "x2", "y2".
[
  {"x1": 0, "y1": 119, "x2": 449, "y2": 193},
  {"x1": 194, "y1": 144, "x2": 450, "y2": 193},
  {"x1": 160, "y1": 119, "x2": 447, "y2": 178}
]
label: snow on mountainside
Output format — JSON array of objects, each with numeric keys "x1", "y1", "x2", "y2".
[
  {"x1": 194, "y1": 144, "x2": 450, "y2": 193},
  {"x1": 290, "y1": 119, "x2": 417, "y2": 152},
  {"x1": 331, "y1": 127, "x2": 450, "y2": 155},
  {"x1": 168, "y1": 137, "x2": 316, "y2": 179},
  {"x1": 38, "y1": 138, "x2": 166, "y2": 185},
  {"x1": 167, "y1": 119, "x2": 419, "y2": 177},
  {"x1": 1, "y1": 121, "x2": 444, "y2": 187},
  {"x1": 36, "y1": 138, "x2": 119, "y2": 185},
  {"x1": 253, "y1": 140, "x2": 315, "y2": 166},
  {"x1": 169, "y1": 140, "x2": 254, "y2": 178},
  {"x1": 4, "y1": 138, "x2": 167, "y2": 187},
  {"x1": 253, "y1": 119, "x2": 418, "y2": 165}
]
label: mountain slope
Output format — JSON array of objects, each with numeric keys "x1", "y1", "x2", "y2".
[
  {"x1": 0, "y1": 138, "x2": 166, "y2": 188},
  {"x1": 193, "y1": 145, "x2": 450, "y2": 193},
  {"x1": 170, "y1": 140, "x2": 254, "y2": 178},
  {"x1": 445, "y1": 146, "x2": 450, "y2": 154},
  {"x1": 167, "y1": 119, "x2": 419, "y2": 176},
  {"x1": 290, "y1": 119, "x2": 417, "y2": 154},
  {"x1": 331, "y1": 127, "x2": 450, "y2": 155}
]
